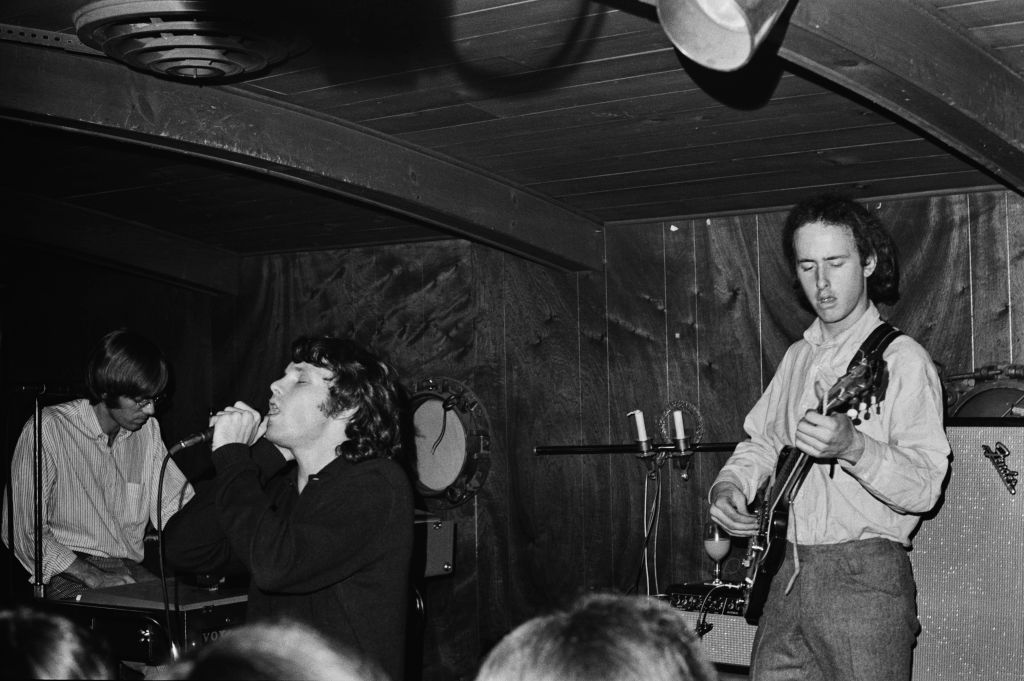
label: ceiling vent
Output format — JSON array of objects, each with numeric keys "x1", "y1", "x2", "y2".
[{"x1": 73, "y1": 0, "x2": 297, "y2": 83}]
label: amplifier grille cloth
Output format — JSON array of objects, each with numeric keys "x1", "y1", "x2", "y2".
[
  {"x1": 911, "y1": 426, "x2": 1024, "y2": 681},
  {"x1": 675, "y1": 426, "x2": 1023, "y2": 675},
  {"x1": 678, "y1": 612, "x2": 755, "y2": 667}
]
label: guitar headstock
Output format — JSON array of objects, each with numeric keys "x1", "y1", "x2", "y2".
[{"x1": 824, "y1": 353, "x2": 890, "y2": 421}]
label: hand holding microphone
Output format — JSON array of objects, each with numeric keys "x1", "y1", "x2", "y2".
[{"x1": 209, "y1": 401, "x2": 267, "y2": 451}]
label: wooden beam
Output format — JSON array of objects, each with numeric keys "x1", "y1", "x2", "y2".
[
  {"x1": 0, "y1": 41, "x2": 604, "y2": 272},
  {"x1": 779, "y1": 0, "x2": 1024, "y2": 194},
  {"x1": 5, "y1": 196, "x2": 241, "y2": 295}
]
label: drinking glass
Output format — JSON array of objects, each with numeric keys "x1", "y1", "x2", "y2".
[{"x1": 703, "y1": 521, "x2": 730, "y2": 584}]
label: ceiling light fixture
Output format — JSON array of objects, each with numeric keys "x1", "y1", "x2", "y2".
[
  {"x1": 639, "y1": 0, "x2": 795, "y2": 71},
  {"x1": 73, "y1": 0, "x2": 297, "y2": 83}
]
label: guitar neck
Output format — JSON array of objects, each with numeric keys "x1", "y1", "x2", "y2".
[{"x1": 769, "y1": 446, "x2": 811, "y2": 507}]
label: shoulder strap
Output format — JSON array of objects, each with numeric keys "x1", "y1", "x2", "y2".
[{"x1": 847, "y1": 321, "x2": 903, "y2": 373}]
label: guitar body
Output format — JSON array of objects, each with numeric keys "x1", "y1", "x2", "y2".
[{"x1": 742, "y1": 446, "x2": 805, "y2": 625}]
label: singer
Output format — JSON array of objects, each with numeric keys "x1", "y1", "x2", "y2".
[
  {"x1": 162, "y1": 336, "x2": 414, "y2": 681},
  {"x1": 2, "y1": 329, "x2": 194, "y2": 600}
]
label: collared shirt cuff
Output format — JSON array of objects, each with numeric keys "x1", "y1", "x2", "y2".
[
  {"x1": 709, "y1": 474, "x2": 749, "y2": 505},
  {"x1": 839, "y1": 433, "x2": 882, "y2": 479},
  {"x1": 48, "y1": 550, "x2": 79, "y2": 583}
]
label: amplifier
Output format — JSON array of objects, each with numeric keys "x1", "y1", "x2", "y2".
[
  {"x1": 910, "y1": 423, "x2": 1024, "y2": 681},
  {"x1": 663, "y1": 582, "x2": 755, "y2": 667},
  {"x1": 53, "y1": 578, "x2": 248, "y2": 664}
]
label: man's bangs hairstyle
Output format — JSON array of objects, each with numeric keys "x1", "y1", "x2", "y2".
[
  {"x1": 291, "y1": 337, "x2": 406, "y2": 464},
  {"x1": 85, "y1": 329, "x2": 169, "y2": 407},
  {"x1": 782, "y1": 193, "x2": 900, "y2": 306}
]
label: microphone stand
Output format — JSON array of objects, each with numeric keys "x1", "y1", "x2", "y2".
[
  {"x1": 12, "y1": 383, "x2": 83, "y2": 600},
  {"x1": 32, "y1": 391, "x2": 44, "y2": 599},
  {"x1": 534, "y1": 408, "x2": 737, "y2": 597}
]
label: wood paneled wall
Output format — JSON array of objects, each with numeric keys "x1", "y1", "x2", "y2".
[
  {"x1": 222, "y1": 189, "x2": 1024, "y2": 680},
  {"x1": 1, "y1": 188, "x2": 1019, "y2": 676}
]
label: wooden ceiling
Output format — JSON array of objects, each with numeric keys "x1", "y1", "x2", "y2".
[{"x1": 1, "y1": 0, "x2": 1022, "y2": 289}]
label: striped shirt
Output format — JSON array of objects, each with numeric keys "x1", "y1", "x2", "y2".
[{"x1": 2, "y1": 399, "x2": 194, "y2": 583}]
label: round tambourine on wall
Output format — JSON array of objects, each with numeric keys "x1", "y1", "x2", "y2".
[{"x1": 410, "y1": 377, "x2": 491, "y2": 509}]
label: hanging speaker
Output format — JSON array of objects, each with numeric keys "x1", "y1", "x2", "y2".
[
  {"x1": 637, "y1": 0, "x2": 794, "y2": 71},
  {"x1": 910, "y1": 422, "x2": 1024, "y2": 681}
]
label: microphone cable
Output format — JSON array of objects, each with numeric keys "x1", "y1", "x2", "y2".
[{"x1": 155, "y1": 448, "x2": 192, "y2": 661}]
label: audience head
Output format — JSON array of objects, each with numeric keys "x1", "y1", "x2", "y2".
[
  {"x1": 85, "y1": 328, "x2": 169, "y2": 408},
  {"x1": 474, "y1": 592, "x2": 719, "y2": 681},
  {"x1": 0, "y1": 606, "x2": 115, "y2": 680},
  {"x1": 289, "y1": 336, "x2": 407, "y2": 463},
  {"x1": 781, "y1": 193, "x2": 900, "y2": 306},
  {"x1": 165, "y1": 618, "x2": 388, "y2": 681}
]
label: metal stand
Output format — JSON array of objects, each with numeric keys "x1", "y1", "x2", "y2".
[
  {"x1": 31, "y1": 390, "x2": 44, "y2": 600},
  {"x1": 7, "y1": 384, "x2": 82, "y2": 599},
  {"x1": 534, "y1": 440, "x2": 737, "y2": 479},
  {"x1": 534, "y1": 406, "x2": 739, "y2": 596}
]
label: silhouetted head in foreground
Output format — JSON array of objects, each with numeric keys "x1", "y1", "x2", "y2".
[{"x1": 474, "y1": 593, "x2": 719, "y2": 681}]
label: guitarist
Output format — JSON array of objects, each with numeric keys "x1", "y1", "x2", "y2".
[{"x1": 708, "y1": 194, "x2": 950, "y2": 681}]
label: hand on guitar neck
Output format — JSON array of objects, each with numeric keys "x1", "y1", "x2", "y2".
[{"x1": 793, "y1": 401, "x2": 867, "y2": 467}]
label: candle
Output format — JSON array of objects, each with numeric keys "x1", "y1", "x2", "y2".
[
  {"x1": 673, "y1": 410, "x2": 686, "y2": 439},
  {"x1": 629, "y1": 409, "x2": 648, "y2": 441}
]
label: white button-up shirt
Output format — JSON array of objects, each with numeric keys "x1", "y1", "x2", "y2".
[{"x1": 713, "y1": 305, "x2": 950, "y2": 546}]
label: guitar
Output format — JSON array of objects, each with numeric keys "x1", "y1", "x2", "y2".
[{"x1": 740, "y1": 336, "x2": 896, "y2": 625}]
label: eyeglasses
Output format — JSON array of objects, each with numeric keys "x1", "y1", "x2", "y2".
[{"x1": 130, "y1": 394, "x2": 165, "y2": 410}]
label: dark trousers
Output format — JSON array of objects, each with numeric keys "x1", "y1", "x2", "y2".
[{"x1": 750, "y1": 538, "x2": 920, "y2": 681}]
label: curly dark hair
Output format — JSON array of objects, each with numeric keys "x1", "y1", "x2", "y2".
[
  {"x1": 290, "y1": 336, "x2": 406, "y2": 464},
  {"x1": 781, "y1": 194, "x2": 900, "y2": 306},
  {"x1": 85, "y1": 328, "x2": 169, "y2": 407}
]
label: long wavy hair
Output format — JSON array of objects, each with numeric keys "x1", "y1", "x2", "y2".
[
  {"x1": 291, "y1": 336, "x2": 406, "y2": 464},
  {"x1": 781, "y1": 194, "x2": 900, "y2": 306}
]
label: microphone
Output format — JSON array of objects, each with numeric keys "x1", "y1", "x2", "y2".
[{"x1": 167, "y1": 427, "x2": 214, "y2": 456}]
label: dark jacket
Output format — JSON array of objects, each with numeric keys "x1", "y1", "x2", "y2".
[{"x1": 163, "y1": 439, "x2": 414, "y2": 680}]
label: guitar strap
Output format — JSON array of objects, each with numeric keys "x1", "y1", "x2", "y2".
[
  {"x1": 848, "y1": 321, "x2": 903, "y2": 374},
  {"x1": 832, "y1": 320, "x2": 903, "y2": 451}
]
